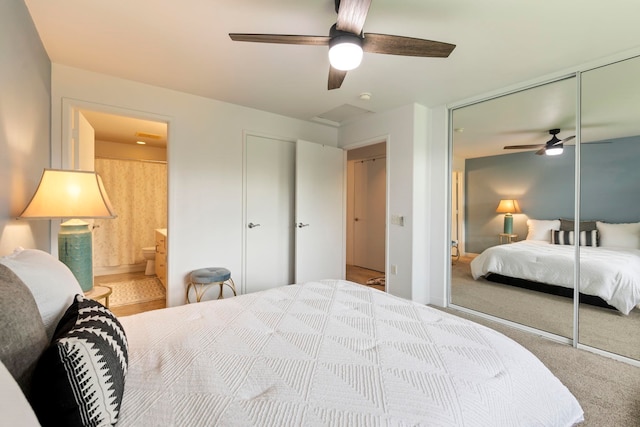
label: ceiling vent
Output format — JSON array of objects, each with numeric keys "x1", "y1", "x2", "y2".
[
  {"x1": 313, "y1": 104, "x2": 373, "y2": 126},
  {"x1": 135, "y1": 131, "x2": 163, "y2": 139}
]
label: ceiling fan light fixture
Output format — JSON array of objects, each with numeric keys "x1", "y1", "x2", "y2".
[
  {"x1": 545, "y1": 145, "x2": 563, "y2": 156},
  {"x1": 328, "y1": 34, "x2": 363, "y2": 71}
]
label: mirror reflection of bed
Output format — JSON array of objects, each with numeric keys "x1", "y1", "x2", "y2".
[{"x1": 450, "y1": 55, "x2": 640, "y2": 362}]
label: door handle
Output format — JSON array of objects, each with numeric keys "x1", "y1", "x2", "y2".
[
  {"x1": 248, "y1": 222, "x2": 261, "y2": 229},
  {"x1": 354, "y1": 217, "x2": 359, "y2": 221},
  {"x1": 297, "y1": 222, "x2": 309, "y2": 228}
]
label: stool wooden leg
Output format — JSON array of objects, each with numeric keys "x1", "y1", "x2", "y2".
[
  {"x1": 186, "y1": 283, "x2": 193, "y2": 304},
  {"x1": 188, "y1": 278, "x2": 235, "y2": 303},
  {"x1": 187, "y1": 282, "x2": 207, "y2": 303},
  {"x1": 196, "y1": 283, "x2": 205, "y2": 302},
  {"x1": 226, "y1": 278, "x2": 237, "y2": 296}
]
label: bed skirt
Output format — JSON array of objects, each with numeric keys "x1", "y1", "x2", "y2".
[{"x1": 485, "y1": 273, "x2": 617, "y2": 310}]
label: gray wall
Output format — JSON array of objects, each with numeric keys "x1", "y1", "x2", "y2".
[
  {"x1": 465, "y1": 137, "x2": 640, "y2": 253},
  {"x1": 0, "y1": 0, "x2": 51, "y2": 254}
]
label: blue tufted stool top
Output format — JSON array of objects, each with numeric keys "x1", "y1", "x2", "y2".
[
  {"x1": 187, "y1": 267, "x2": 236, "y2": 303},
  {"x1": 191, "y1": 267, "x2": 231, "y2": 284}
]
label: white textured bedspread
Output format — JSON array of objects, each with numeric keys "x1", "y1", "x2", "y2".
[
  {"x1": 118, "y1": 279, "x2": 583, "y2": 426},
  {"x1": 471, "y1": 240, "x2": 640, "y2": 314}
]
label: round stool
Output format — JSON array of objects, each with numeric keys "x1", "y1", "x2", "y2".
[{"x1": 186, "y1": 267, "x2": 237, "y2": 303}]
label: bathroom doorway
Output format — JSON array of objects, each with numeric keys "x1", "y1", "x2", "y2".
[{"x1": 74, "y1": 107, "x2": 168, "y2": 316}]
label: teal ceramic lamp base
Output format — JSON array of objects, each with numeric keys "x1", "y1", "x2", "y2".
[
  {"x1": 503, "y1": 213, "x2": 513, "y2": 234},
  {"x1": 58, "y1": 219, "x2": 94, "y2": 292}
]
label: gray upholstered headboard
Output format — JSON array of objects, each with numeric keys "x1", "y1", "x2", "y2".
[{"x1": 0, "y1": 264, "x2": 48, "y2": 398}]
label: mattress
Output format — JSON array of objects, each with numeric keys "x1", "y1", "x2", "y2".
[
  {"x1": 117, "y1": 279, "x2": 583, "y2": 426},
  {"x1": 470, "y1": 240, "x2": 640, "y2": 314}
]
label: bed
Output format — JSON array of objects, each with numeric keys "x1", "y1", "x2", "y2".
[
  {"x1": 470, "y1": 220, "x2": 640, "y2": 315},
  {"x1": 0, "y1": 248, "x2": 584, "y2": 426}
]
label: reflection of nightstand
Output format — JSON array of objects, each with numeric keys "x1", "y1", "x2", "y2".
[
  {"x1": 499, "y1": 233, "x2": 518, "y2": 244},
  {"x1": 84, "y1": 285, "x2": 112, "y2": 308}
]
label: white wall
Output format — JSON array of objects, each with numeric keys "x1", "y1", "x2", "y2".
[
  {"x1": 339, "y1": 104, "x2": 430, "y2": 301},
  {"x1": 425, "y1": 105, "x2": 449, "y2": 307},
  {"x1": 50, "y1": 64, "x2": 338, "y2": 307},
  {"x1": 0, "y1": 0, "x2": 51, "y2": 255}
]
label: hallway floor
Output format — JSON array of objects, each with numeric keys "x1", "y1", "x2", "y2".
[{"x1": 346, "y1": 264, "x2": 386, "y2": 292}]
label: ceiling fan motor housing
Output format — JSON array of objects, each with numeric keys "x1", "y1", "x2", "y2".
[{"x1": 328, "y1": 24, "x2": 364, "y2": 71}]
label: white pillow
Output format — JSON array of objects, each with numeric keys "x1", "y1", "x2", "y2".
[
  {"x1": 0, "y1": 360, "x2": 40, "y2": 427},
  {"x1": 0, "y1": 248, "x2": 83, "y2": 339},
  {"x1": 596, "y1": 221, "x2": 640, "y2": 249},
  {"x1": 526, "y1": 219, "x2": 560, "y2": 242}
]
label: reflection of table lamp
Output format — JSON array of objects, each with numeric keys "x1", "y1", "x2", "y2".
[
  {"x1": 496, "y1": 199, "x2": 521, "y2": 234},
  {"x1": 19, "y1": 169, "x2": 117, "y2": 292}
]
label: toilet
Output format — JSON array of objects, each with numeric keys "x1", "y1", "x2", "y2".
[{"x1": 142, "y1": 247, "x2": 156, "y2": 275}]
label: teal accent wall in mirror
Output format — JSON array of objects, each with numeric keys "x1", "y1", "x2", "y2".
[{"x1": 464, "y1": 138, "x2": 640, "y2": 254}]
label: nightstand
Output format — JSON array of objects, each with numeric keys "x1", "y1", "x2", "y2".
[
  {"x1": 84, "y1": 285, "x2": 112, "y2": 308},
  {"x1": 499, "y1": 233, "x2": 518, "y2": 244}
]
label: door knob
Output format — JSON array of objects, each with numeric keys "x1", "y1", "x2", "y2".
[
  {"x1": 297, "y1": 222, "x2": 309, "y2": 228},
  {"x1": 248, "y1": 222, "x2": 261, "y2": 229},
  {"x1": 354, "y1": 217, "x2": 359, "y2": 221}
]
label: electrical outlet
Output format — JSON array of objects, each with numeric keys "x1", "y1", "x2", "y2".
[{"x1": 391, "y1": 265, "x2": 397, "y2": 275}]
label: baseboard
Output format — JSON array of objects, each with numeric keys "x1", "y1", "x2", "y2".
[{"x1": 95, "y1": 263, "x2": 146, "y2": 277}]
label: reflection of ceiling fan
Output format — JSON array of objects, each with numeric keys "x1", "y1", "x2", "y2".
[
  {"x1": 504, "y1": 128, "x2": 575, "y2": 156},
  {"x1": 229, "y1": 0, "x2": 456, "y2": 90}
]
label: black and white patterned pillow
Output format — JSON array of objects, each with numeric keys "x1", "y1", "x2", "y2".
[
  {"x1": 32, "y1": 294, "x2": 128, "y2": 427},
  {"x1": 551, "y1": 230, "x2": 598, "y2": 246}
]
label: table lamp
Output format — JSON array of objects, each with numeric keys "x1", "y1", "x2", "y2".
[
  {"x1": 19, "y1": 169, "x2": 117, "y2": 291},
  {"x1": 496, "y1": 199, "x2": 521, "y2": 234}
]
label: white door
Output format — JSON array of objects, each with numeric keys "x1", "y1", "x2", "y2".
[
  {"x1": 77, "y1": 111, "x2": 95, "y2": 171},
  {"x1": 245, "y1": 135, "x2": 296, "y2": 293},
  {"x1": 63, "y1": 107, "x2": 95, "y2": 171},
  {"x1": 295, "y1": 140, "x2": 345, "y2": 283},
  {"x1": 353, "y1": 158, "x2": 386, "y2": 272}
]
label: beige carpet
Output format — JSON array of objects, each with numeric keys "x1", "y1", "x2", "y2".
[
  {"x1": 104, "y1": 277, "x2": 166, "y2": 307},
  {"x1": 451, "y1": 256, "x2": 640, "y2": 360},
  {"x1": 437, "y1": 307, "x2": 640, "y2": 427}
]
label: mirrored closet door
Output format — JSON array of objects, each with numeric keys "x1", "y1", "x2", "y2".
[
  {"x1": 579, "y1": 56, "x2": 640, "y2": 360},
  {"x1": 450, "y1": 77, "x2": 576, "y2": 338}
]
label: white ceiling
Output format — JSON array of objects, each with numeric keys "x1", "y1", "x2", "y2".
[{"x1": 23, "y1": 0, "x2": 640, "y2": 150}]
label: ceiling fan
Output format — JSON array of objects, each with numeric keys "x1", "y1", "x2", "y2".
[
  {"x1": 504, "y1": 128, "x2": 575, "y2": 156},
  {"x1": 229, "y1": 0, "x2": 456, "y2": 90}
]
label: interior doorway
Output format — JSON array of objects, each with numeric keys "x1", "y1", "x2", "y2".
[
  {"x1": 61, "y1": 103, "x2": 169, "y2": 316},
  {"x1": 78, "y1": 109, "x2": 168, "y2": 279},
  {"x1": 345, "y1": 141, "x2": 387, "y2": 290}
]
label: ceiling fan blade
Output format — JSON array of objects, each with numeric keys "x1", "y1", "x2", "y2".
[
  {"x1": 535, "y1": 147, "x2": 547, "y2": 156},
  {"x1": 363, "y1": 33, "x2": 456, "y2": 57},
  {"x1": 503, "y1": 144, "x2": 545, "y2": 150},
  {"x1": 328, "y1": 66, "x2": 348, "y2": 90},
  {"x1": 229, "y1": 34, "x2": 330, "y2": 46},
  {"x1": 559, "y1": 135, "x2": 575, "y2": 145},
  {"x1": 336, "y1": 0, "x2": 372, "y2": 34}
]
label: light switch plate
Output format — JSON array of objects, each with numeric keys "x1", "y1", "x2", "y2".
[{"x1": 390, "y1": 214, "x2": 404, "y2": 226}]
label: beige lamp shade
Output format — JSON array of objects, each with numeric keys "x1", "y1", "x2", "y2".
[
  {"x1": 496, "y1": 199, "x2": 521, "y2": 214},
  {"x1": 19, "y1": 169, "x2": 117, "y2": 219}
]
